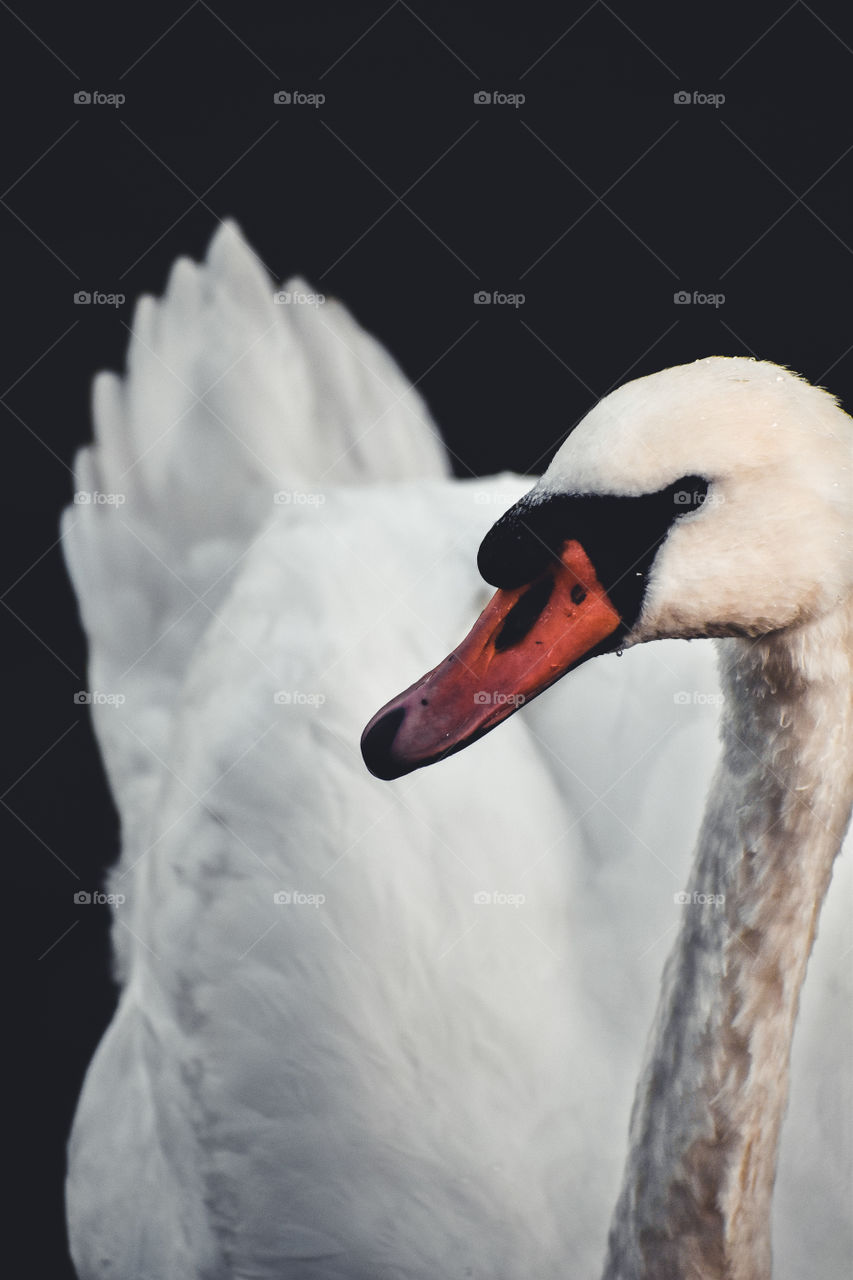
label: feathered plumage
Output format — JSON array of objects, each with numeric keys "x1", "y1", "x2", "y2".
[{"x1": 64, "y1": 223, "x2": 851, "y2": 1279}]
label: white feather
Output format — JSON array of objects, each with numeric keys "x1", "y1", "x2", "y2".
[{"x1": 64, "y1": 224, "x2": 851, "y2": 1279}]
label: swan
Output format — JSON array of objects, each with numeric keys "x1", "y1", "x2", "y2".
[
  {"x1": 64, "y1": 221, "x2": 851, "y2": 1279},
  {"x1": 362, "y1": 355, "x2": 853, "y2": 1277}
]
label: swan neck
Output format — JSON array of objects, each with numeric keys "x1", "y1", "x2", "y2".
[{"x1": 603, "y1": 602, "x2": 853, "y2": 1280}]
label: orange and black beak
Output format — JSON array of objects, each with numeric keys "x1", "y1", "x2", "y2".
[
  {"x1": 361, "y1": 539, "x2": 623, "y2": 780},
  {"x1": 360, "y1": 472, "x2": 710, "y2": 780}
]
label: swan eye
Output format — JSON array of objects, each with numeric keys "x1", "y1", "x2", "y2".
[{"x1": 571, "y1": 584, "x2": 587, "y2": 605}]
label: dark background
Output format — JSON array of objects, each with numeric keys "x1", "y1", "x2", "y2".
[{"x1": 5, "y1": 2, "x2": 852, "y2": 1273}]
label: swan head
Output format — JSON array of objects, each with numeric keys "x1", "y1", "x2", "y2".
[{"x1": 362, "y1": 357, "x2": 853, "y2": 780}]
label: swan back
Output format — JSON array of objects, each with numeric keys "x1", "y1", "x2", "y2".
[{"x1": 62, "y1": 220, "x2": 447, "y2": 956}]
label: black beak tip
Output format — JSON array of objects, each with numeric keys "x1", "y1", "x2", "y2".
[{"x1": 360, "y1": 707, "x2": 410, "y2": 781}]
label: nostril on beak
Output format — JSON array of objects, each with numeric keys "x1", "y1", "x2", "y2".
[{"x1": 360, "y1": 707, "x2": 407, "y2": 780}]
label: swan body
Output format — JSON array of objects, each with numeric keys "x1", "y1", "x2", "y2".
[{"x1": 65, "y1": 223, "x2": 852, "y2": 1278}]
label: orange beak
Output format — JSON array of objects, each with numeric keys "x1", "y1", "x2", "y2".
[{"x1": 361, "y1": 539, "x2": 623, "y2": 779}]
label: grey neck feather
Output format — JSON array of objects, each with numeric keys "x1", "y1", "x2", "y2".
[{"x1": 603, "y1": 600, "x2": 853, "y2": 1280}]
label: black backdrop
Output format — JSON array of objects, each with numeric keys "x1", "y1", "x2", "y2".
[{"x1": 5, "y1": 3, "x2": 852, "y2": 1273}]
